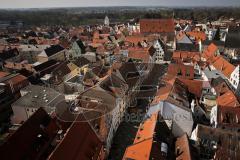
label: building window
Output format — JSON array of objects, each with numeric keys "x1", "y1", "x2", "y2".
[
  {"x1": 177, "y1": 69, "x2": 182, "y2": 76},
  {"x1": 186, "y1": 69, "x2": 190, "y2": 77}
]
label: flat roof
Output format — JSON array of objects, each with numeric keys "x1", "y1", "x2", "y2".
[{"x1": 13, "y1": 85, "x2": 62, "y2": 108}]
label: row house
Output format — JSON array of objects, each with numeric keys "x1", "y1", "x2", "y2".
[
  {"x1": 112, "y1": 62, "x2": 151, "y2": 108},
  {"x1": 203, "y1": 43, "x2": 240, "y2": 96},
  {"x1": 139, "y1": 19, "x2": 175, "y2": 49},
  {"x1": 153, "y1": 39, "x2": 168, "y2": 64},
  {"x1": 150, "y1": 75, "x2": 194, "y2": 137},
  {"x1": 77, "y1": 72, "x2": 128, "y2": 153}
]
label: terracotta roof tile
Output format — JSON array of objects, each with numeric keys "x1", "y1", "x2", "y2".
[
  {"x1": 49, "y1": 114, "x2": 104, "y2": 160},
  {"x1": 123, "y1": 113, "x2": 158, "y2": 160},
  {"x1": 203, "y1": 43, "x2": 218, "y2": 59},
  {"x1": 167, "y1": 63, "x2": 195, "y2": 80},
  {"x1": 140, "y1": 19, "x2": 175, "y2": 33},
  {"x1": 186, "y1": 31, "x2": 206, "y2": 41},
  {"x1": 175, "y1": 134, "x2": 192, "y2": 160},
  {"x1": 0, "y1": 71, "x2": 10, "y2": 78},
  {"x1": 211, "y1": 56, "x2": 235, "y2": 78},
  {"x1": 6, "y1": 74, "x2": 28, "y2": 86},
  {"x1": 125, "y1": 35, "x2": 147, "y2": 46},
  {"x1": 203, "y1": 43, "x2": 235, "y2": 78},
  {"x1": 178, "y1": 78, "x2": 203, "y2": 97},
  {"x1": 128, "y1": 47, "x2": 151, "y2": 63},
  {"x1": 172, "y1": 51, "x2": 200, "y2": 63},
  {"x1": 152, "y1": 74, "x2": 176, "y2": 104},
  {"x1": 217, "y1": 90, "x2": 240, "y2": 107}
]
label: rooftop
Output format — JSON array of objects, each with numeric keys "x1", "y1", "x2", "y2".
[
  {"x1": 175, "y1": 134, "x2": 192, "y2": 160},
  {"x1": 13, "y1": 85, "x2": 62, "y2": 109},
  {"x1": 140, "y1": 19, "x2": 175, "y2": 33}
]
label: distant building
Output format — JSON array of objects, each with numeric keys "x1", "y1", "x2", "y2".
[
  {"x1": 140, "y1": 19, "x2": 175, "y2": 34},
  {"x1": 153, "y1": 40, "x2": 165, "y2": 63},
  {"x1": 69, "y1": 40, "x2": 86, "y2": 60},
  {"x1": 139, "y1": 19, "x2": 175, "y2": 49},
  {"x1": 104, "y1": 16, "x2": 110, "y2": 26}
]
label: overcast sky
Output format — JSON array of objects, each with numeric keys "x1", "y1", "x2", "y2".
[{"x1": 1, "y1": 0, "x2": 240, "y2": 8}]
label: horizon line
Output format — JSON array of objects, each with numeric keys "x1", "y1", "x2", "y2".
[{"x1": 0, "y1": 5, "x2": 240, "y2": 10}]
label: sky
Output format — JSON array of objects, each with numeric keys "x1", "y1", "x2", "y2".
[{"x1": 0, "y1": 0, "x2": 240, "y2": 8}]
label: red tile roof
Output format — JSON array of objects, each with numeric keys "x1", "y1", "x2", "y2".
[
  {"x1": 48, "y1": 114, "x2": 105, "y2": 160},
  {"x1": 178, "y1": 78, "x2": 203, "y2": 97},
  {"x1": 175, "y1": 134, "x2": 192, "y2": 160},
  {"x1": 140, "y1": 19, "x2": 175, "y2": 33},
  {"x1": 0, "y1": 108, "x2": 59, "y2": 160},
  {"x1": 5, "y1": 74, "x2": 29, "y2": 94},
  {"x1": 211, "y1": 56, "x2": 235, "y2": 78},
  {"x1": 0, "y1": 71, "x2": 10, "y2": 78},
  {"x1": 186, "y1": 31, "x2": 206, "y2": 41},
  {"x1": 216, "y1": 90, "x2": 240, "y2": 107},
  {"x1": 123, "y1": 113, "x2": 158, "y2": 160},
  {"x1": 167, "y1": 63, "x2": 195, "y2": 80},
  {"x1": 125, "y1": 35, "x2": 147, "y2": 46},
  {"x1": 203, "y1": 43, "x2": 218, "y2": 59},
  {"x1": 172, "y1": 51, "x2": 201, "y2": 63},
  {"x1": 152, "y1": 74, "x2": 176, "y2": 104},
  {"x1": 128, "y1": 47, "x2": 151, "y2": 63},
  {"x1": 203, "y1": 43, "x2": 235, "y2": 78}
]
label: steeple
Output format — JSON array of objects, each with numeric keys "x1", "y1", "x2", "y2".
[{"x1": 104, "y1": 16, "x2": 110, "y2": 26}]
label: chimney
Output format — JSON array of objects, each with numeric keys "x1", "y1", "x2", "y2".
[{"x1": 55, "y1": 75, "x2": 58, "y2": 82}]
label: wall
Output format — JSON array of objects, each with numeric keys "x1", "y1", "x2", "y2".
[
  {"x1": 210, "y1": 105, "x2": 218, "y2": 128},
  {"x1": 4, "y1": 61, "x2": 34, "y2": 72},
  {"x1": 37, "y1": 55, "x2": 49, "y2": 63},
  {"x1": 11, "y1": 105, "x2": 28, "y2": 124},
  {"x1": 162, "y1": 101, "x2": 193, "y2": 137},
  {"x1": 49, "y1": 50, "x2": 67, "y2": 62},
  {"x1": 230, "y1": 65, "x2": 239, "y2": 90}
]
